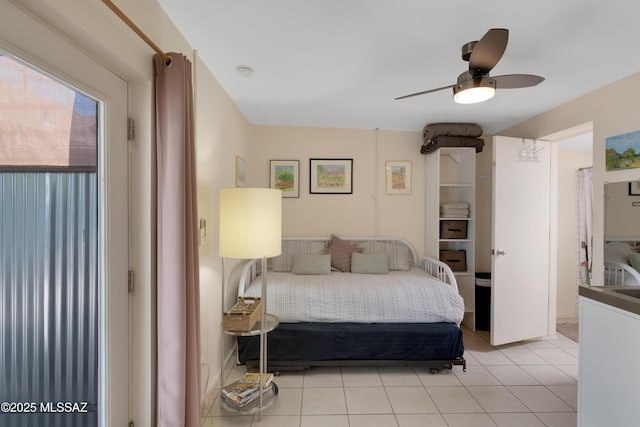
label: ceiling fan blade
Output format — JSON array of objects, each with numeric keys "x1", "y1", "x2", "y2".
[
  {"x1": 468, "y1": 28, "x2": 509, "y2": 76},
  {"x1": 394, "y1": 84, "x2": 455, "y2": 100},
  {"x1": 493, "y1": 74, "x2": 545, "y2": 89}
]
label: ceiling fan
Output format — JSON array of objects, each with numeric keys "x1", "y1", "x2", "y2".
[{"x1": 395, "y1": 28, "x2": 544, "y2": 104}]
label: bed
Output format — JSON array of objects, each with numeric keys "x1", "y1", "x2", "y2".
[
  {"x1": 604, "y1": 240, "x2": 640, "y2": 286},
  {"x1": 234, "y1": 236, "x2": 466, "y2": 372}
]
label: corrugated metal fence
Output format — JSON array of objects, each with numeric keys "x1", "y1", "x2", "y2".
[{"x1": 0, "y1": 172, "x2": 98, "y2": 427}]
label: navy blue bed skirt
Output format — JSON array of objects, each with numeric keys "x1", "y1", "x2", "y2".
[{"x1": 237, "y1": 322, "x2": 464, "y2": 365}]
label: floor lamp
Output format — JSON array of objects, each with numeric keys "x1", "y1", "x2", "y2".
[{"x1": 219, "y1": 188, "x2": 282, "y2": 413}]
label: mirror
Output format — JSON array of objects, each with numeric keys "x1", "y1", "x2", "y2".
[
  {"x1": 604, "y1": 181, "x2": 640, "y2": 286},
  {"x1": 605, "y1": 181, "x2": 640, "y2": 239}
]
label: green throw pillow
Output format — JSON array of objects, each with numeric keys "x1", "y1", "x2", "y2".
[
  {"x1": 350, "y1": 252, "x2": 389, "y2": 274},
  {"x1": 629, "y1": 251, "x2": 640, "y2": 272},
  {"x1": 291, "y1": 254, "x2": 331, "y2": 275}
]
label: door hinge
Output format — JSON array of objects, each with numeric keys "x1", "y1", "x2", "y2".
[
  {"x1": 127, "y1": 117, "x2": 135, "y2": 140},
  {"x1": 128, "y1": 270, "x2": 135, "y2": 294}
]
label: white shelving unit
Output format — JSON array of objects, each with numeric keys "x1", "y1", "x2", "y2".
[{"x1": 425, "y1": 147, "x2": 476, "y2": 329}]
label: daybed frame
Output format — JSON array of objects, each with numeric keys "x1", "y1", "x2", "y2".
[
  {"x1": 604, "y1": 239, "x2": 640, "y2": 286},
  {"x1": 235, "y1": 237, "x2": 466, "y2": 373}
]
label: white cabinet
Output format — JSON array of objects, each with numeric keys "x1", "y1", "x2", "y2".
[
  {"x1": 579, "y1": 295, "x2": 640, "y2": 426},
  {"x1": 426, "y1": 147, "x2": 476, "y2": 329}
]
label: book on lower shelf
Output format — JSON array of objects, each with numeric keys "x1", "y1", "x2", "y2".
[{"x1": 221, "y1": 373, "x2": 274, "y2": 408}]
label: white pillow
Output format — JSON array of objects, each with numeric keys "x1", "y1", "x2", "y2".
[{"x1": 604, "y1": 241, "x2": 633, "y2": 263}]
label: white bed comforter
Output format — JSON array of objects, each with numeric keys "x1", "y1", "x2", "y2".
[{"x1": 244, "y1": 268, "x2": 464, "y2": 324}]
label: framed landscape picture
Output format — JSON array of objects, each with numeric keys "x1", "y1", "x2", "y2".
[
  {"x1": 270, "y1": 160, "x2": 299, "y2": 198},
  {"x1": 309, "y1": 158, "x2": 353, "y2": 194},
  {"x1": 385, "y1": 160, "x2": 412, "y2": 195},
  {"x1": 605, "y1": 129, "x2": 640, "y2": 171},
  {"x1": 235, "y1": 155, "x2": 247, "y2": 187}
]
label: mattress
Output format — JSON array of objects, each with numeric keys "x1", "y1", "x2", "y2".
[{"x1": 243, "y1": 268, "x2": 464, "y2": 324}]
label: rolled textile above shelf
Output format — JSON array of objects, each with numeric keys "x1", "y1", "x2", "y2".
[
  {"x1": 421, "y1": 135, "x2": 485, "y2": 154},
  {"x1": 422, "y1": 123, "x2": 483, "y2": 141}
]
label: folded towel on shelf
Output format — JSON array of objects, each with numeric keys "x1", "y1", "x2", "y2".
[
  {"x1": 441, "y1": 210, "x2": 470, "y2": 218},
  {"x1": 441, "y1": 202, "x2": 469, "y2": 209}
]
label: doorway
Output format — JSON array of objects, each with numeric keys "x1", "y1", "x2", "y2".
[{"x1": 548, "y1": 128, "x2": 593, "y2": 340}]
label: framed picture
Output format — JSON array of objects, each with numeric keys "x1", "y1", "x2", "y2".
[
  {"x1": 235, "y1": 155, "x2": 246, "y2": 187},
  {"x1": 630, "y1": 181, "x2": 640, "y2": 196},
  {"x1": 385, "y1": 161, "x2": 412, "y2": 195},
  {"x1": 605, "y1": 130, "x2": 640, "y2": 171},
  {"x1": 310, "y1": 158, "x2": 353, "y2": 194},
  {"x1": 270, "y1": 160, "x2": 299, "y2": 198}
]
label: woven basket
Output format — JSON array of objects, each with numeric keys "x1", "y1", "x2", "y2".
[{"x1": 223, "y1": 297, "x2": 261, "y2": 332}]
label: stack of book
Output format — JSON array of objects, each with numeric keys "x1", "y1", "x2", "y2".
[{"x1": 221, "y1": 372, "x2": 274, "y2": 409}]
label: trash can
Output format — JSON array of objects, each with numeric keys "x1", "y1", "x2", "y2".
[{"x1": 475, "y1": 272, "x2": 491, "y2": 331}]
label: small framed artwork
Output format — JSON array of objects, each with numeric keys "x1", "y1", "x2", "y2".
[
  {"x1": 310, "y1": 158, "x2": 353, "y2": 194},
  {"x1": 385, "y1": 161, "x2": 412, "y2": 195},
  {"x1": 606, "y1": 130, "x2": 640, "y2": 171},
  {"x1": 270, "y1": 160, "x2": 300, "y2": 198},
  {"x1": 630, "y1": 181, "x2": 640, "y2": 196},
  {"x1": 235, "y1": 155, "x2": 247, "y2": 187}
]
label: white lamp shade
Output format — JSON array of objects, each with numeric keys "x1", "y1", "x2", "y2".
[{"x1": 219, "y1": 188, "x2": 282, "y2": 259}]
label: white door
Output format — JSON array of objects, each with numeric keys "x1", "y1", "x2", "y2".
[
  {"x1": 0, "y1": 3, "x2": 129, "y2": 426},
  {"x1": 491, "y1": 136, "x2": 551, "y2": 346}
]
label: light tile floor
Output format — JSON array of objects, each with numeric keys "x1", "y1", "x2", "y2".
[{"x1": 201, "y1": 326, "x2": 578, "y2": 427}]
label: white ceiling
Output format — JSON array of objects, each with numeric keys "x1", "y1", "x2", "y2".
[{"x1": 157, "y1": 0, "x2": 640, "y2": 134}]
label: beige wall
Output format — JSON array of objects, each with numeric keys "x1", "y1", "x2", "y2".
[{"x1": 249, "y1": 126, "x2": 428, "y2": 258}]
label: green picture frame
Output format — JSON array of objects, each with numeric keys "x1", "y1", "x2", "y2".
[{"x1": 270, "y1": 160, "x2": 299, "y2": 198}]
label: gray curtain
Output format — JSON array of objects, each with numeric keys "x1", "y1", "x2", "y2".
[{"x1": 154, "y1": 52, "x2": 201, "y2": 427}]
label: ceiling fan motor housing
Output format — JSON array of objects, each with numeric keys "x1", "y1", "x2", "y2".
[
  {"x1": 454, "y1": 76, "x2": 495, "y2": 92},
  {"x1": 461, "y1": 41, "x2": 478, "y2": 62},
  {"x1": 453, "y1": 72, "x2": 497, "y2": 104}
]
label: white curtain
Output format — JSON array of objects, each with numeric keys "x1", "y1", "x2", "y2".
[{"x1": 577, "y1": 168, "x2": 593, "y2": 285}]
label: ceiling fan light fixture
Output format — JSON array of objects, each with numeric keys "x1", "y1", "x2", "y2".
[{"x1": 453, "y1": 77, "x2": 496, "y2": 104}]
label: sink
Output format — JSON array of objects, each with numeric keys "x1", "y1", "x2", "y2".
[{"x1": 611, "y1": 287, "x2": 640, "y2": 299}]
